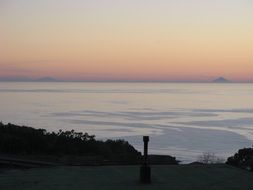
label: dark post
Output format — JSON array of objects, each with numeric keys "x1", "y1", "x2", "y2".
[
  {"x1": 143, "y1": 136, "x2": 148, "y2": 165},
  {"x1": 140, "y1": 136, "x2": 151, "y2": 183}
]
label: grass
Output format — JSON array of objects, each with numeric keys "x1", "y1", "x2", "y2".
[{"x1": 0, "y1": 164, "x2": 253, "y2": 190}]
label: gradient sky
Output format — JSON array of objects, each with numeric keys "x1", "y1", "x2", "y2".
[{"x1": 1, "y1": 0, "x2": 253, "y2": 82}]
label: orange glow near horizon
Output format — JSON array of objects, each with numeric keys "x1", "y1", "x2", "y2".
[{"x1": 1, "y1": 0, "x2": 253, "y2": 82}]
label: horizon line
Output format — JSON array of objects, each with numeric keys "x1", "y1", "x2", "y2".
[
  {"x1": 1, "y1": 80, "x2": 253, "y2": 83},
  {"x1": 1, "y1": 76, "x2": 253, "y2": 83}
]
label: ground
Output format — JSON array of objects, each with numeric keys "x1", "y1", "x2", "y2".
[{"x1": 0, "y1": 164, "x2": 253, "y2": 190}]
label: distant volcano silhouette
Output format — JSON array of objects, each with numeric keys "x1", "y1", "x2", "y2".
[
  {"x1": 213, "y1": 77, "x2": 230, "y2": 83},
  {"x1": 34, "y1": 77, "x2": 59, "y2": 82}
]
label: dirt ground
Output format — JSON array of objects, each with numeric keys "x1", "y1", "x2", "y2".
[{"x1": 0, "y1": 164, "x2": 253, "y2": 190}]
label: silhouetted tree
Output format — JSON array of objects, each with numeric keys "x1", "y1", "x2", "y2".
[
  {"x1": 197, "y1": 152, "x2": 225, "y2": 164},
  {"x1": 226, "y1": 147, "x2": 253, "y2": 171}
]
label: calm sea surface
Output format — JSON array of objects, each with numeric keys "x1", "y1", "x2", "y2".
[{"x1": 1, "y1": 82, "x2": 253, "y2": 162}]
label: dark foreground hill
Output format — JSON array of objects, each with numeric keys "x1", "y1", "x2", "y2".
[
  {"x1": 0, "y1": 122, "x2": 178, "y2": 165},
  {"x1": 1, "y1": 164, "x2": 253, "y2": 190},
  {"x1": 0, "y1": 122, "x2": 140, "y2": 164}
]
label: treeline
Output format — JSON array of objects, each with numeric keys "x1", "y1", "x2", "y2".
[{"x1": 0, "y1": 122, "x2": 141, "y2": 163}]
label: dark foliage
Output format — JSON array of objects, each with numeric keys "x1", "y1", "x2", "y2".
[
  {"x1": 226, "y1": 147, "x2": 253, "y2": 171},
  {"x1": 0, "y1": 122, "x2": 141, "y2": 163}
]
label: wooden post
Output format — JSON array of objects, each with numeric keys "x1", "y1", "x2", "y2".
[
  {"x1": 143, "y1": 136, "x2": 149, "y2": 166},
  {"x1": 140, "y1": 136, "x2": 151, "y2": 183}
]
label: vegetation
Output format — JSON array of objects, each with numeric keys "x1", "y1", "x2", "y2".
[
  {"x1": 197, "y1": 152, "x2": 225, "y2": 164},
  {"x1": 226, "y1": 147, "x2": 253, "y2": 171},
  {"x1": 0, "y1": 122, "x2": 141, "y2": 163}
]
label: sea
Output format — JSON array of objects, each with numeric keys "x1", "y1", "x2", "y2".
[{"x1": 1, "y1": 82, "x2": 253, "y2": 163}]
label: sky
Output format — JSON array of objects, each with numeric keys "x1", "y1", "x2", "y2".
[{"x1": 1, "y1": 0, "x2": 253, "y2": 82}]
